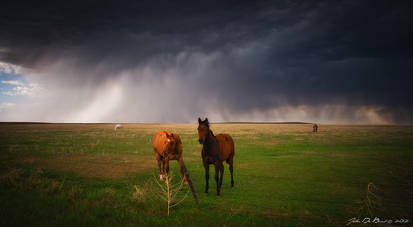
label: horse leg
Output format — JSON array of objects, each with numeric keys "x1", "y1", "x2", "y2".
[
  {"x1": 229, "y1": 163, "x2": 234, "y2": 187},
  {"x1": 214, "y1": 164, "x2": 220, "y2": 196},
  {"x1": 227, "y1": 157, "x2": 234, "y2": 187},
  {"x1": 158, "y1": 159, "x2": 164, "y2": 181},
  {"x1": 160, "y1": 158, "x2": 166, "y2": 181},
  {"x1": 204, "y1": 161, "x2": 209, "y2": 193},
  {"x1": 219, "y1": 163, "x2": 224, "y2": 189},
  {"x1": 156, "y1": 153, "x2": 164, "y2": 181}
]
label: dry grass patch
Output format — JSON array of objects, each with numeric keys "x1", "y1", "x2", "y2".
[
  {"x1": 0, "y1": 167, "x2": 65, "y2": 195},
  {"x1": 132, "y1": 185, "x2": 146, "y2": 202},
  {"x1": 0, "y1": 168, "x2": 24, "y2": 187},
  {"x1": 26, "y1": 153, "x2": 156, "y2": 179}
]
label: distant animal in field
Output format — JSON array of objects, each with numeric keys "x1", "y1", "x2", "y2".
[
  {"x1": 313, "y1": 124, "x2": 318, "y2": 132},
  {"x1": 198, "y1": 117, "x2": 234, "y2": 196},
  {"x1": 114, "y1": 124, "x2": 122, "y2": 131},
  {"x1": 152, "y1": 131, "x2": 188, "y2": 184}
]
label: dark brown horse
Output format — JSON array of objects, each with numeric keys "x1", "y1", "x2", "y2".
[
  {"x1": 197, "y1": 118, "x2": 234, "y2": 196},
  {"x1": 313, "y1": 123, "x2": 318, "y2": 133}
]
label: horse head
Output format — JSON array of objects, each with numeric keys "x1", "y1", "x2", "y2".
[
  {"x1": 163, "y1": 132, "x2": 176, "y2": 153},
  {"x1": 197, "y1": 117, "x2": 211, "y2": 144}
]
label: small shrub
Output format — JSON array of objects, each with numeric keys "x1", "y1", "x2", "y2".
[
  {"x1": 132, "y1": 185, "x2": 146, "y2": 202},
  {"x1": 0, "y1": 168, "x2": 23, "y2": 187},
  {"x1": 68, "y1": 185, "x2": 83, "y2": 202}
]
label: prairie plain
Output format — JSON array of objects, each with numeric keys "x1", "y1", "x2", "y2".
[{"x1": 0, "y1": 123, "x2": 412, "y2": 226}]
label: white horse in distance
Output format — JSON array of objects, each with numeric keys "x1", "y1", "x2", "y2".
[{"x1": 114, "y1": 124, "x2": 122, "y2": 131}]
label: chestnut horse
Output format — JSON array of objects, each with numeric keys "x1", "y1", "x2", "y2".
[
  {"x1": 152, "y1": 131, "x2": 187, "y2": 184},
  {"x1": 197, "y1": 118, "x2": 234, "y2": 196}
]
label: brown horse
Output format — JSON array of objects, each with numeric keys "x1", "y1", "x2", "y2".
[
  {"x1": 197, "y1": 118, "x2": 234, "y2": 196},
  {"x1": 313, "y1": 123, "x2": 318, "y2": 133},
  {"x1": 152, "y1": 131, "x2": 187, "y2": 184}
]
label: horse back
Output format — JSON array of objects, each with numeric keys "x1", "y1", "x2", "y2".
[
  {"x1": 153, "y1": 131, "x2": 167, "y2": 154},
  {"x1": 170, "y1": 133, "x2": 183, "y2": 160},
  {"x1": 216, "y1": 133, "x2": 234, "y2": 162}
]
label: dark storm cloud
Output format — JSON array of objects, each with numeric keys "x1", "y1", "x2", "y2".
[
  {"x1": 1, "y1": 0, "x2": 413, "y2": 123},
  {"x1": 0, "y1": 0, "x2": 326, "y2": 66}
]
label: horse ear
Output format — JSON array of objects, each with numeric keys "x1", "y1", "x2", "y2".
[
  {"x1": 198, "y1": 117, "x2": 202, "y2": 124},
  {"x1": 205, "y1": 118, "x2": 209, "y2": 123}
]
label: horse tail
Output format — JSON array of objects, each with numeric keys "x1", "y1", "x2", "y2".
[{"x1": 226, "y1": 137, "x2": 235, "y2": 165}]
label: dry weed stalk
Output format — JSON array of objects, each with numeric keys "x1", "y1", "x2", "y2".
[
  {"x1": 152, "y1": 171, "x2": 189, "y2": 216},
  {"x1": 359, "y1": 182, "x2": 383, "y2": 217}
]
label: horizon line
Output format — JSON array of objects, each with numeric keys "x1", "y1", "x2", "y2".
[{"x1": 1, "y1": 121, "x2": 412, "y2": 126}]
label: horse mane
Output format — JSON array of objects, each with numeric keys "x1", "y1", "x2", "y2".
[{"x1": 209, "y1": 130, "x2": 215, "y2": 137}]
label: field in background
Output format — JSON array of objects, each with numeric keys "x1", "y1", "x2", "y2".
[{"x1": 0, "y1": 123, "x2": 412, "y2": 226}]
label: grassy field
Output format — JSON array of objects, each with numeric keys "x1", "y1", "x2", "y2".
[{"x1": 0, "y1": 123, "x2": 412, "y2": 226}]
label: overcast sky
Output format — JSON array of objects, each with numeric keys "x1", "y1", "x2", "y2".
[{"x1": 0, "y1": 0, "x2": 412, "y2": 123}]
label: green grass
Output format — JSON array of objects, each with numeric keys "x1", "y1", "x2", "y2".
[{"x1": 0, "y1": 123, "x2": 412, "y2": 226}]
